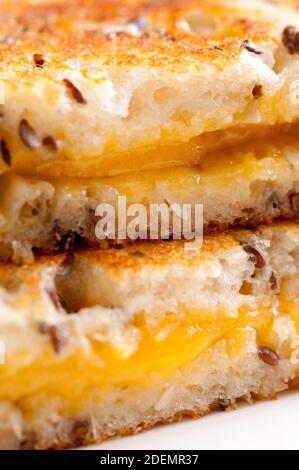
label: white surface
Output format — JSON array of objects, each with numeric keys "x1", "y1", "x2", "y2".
[{"x1": 85, "y1": 392, "x2": 299, "y2": 450}]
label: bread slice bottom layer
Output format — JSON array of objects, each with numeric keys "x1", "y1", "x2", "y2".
[
  {"x1": 1, "y1": 224, "x2": 299, "y2": 449},
  {"x1": 1, "y1": 314, "x2": 298, "y2": 450},
  {"x1": 2, "y1": 139, "x2": 299, "y2": 261}
]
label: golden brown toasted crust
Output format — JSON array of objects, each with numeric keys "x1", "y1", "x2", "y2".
[
  {"x1": 0, "y1": 221, "x2": 297, "y2": 279},
  {"x1": 0, "y1": 234, "x2": 236, "y2": 281},
  {"x1": 0, "y1": 0, "x2": 275, "y2": 73},
  {"x1": 51, "y1": 222, "x2": 299, "y2": 272},
  {"x1": 0, "y1": 0, "x2": 295, "y2": 177},
  {"x1": 23, "y1": 408, "x2": 210, "y2": 450},
  {"x1": 70, "y1": 235, "x2": 238, "y2": 271},
  {"x1": 22, "y1": 392, "x2": 283, "y2": 450},
  {"x1": 0, "y1": 221, "x2": 299, "y2": 449}
]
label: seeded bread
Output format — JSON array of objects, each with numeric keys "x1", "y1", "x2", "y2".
[
  {"x1": 2, "y1": 1, "x2": 299, "y2": 176},
  {"x1": 0, "y1": 223, "x2": 299, "y2": 449},
  {"x1": 2, "y1": 144, "x2": 299, "y2": 260},
  {"x1": 3, "y1": 1, "x2": 299, "y2": 261}
]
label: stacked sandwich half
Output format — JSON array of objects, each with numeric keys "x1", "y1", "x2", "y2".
[{"x1": 2, "y1": 0, "x2": 299, "y2": 450}]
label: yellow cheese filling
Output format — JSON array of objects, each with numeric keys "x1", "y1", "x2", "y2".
[
  {"x1": 1, "y1": 298, "x2": 299, "y2": 415},
  {"x1": 0, "y1": 124, "x2": 297, "y2": 231},
  {"x1": 2, "y1": 121, "x2": 299, "y2": 179},
  {"x1": 0, "y1": 146, "x2": 291, "y2": 242},
  {"x1": 78, "y1": 150, "x2": 293, "y2": 203}
]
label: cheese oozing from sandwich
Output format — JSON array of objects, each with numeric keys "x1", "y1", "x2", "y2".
[
  {"x1": 0, "y1": 223, "x2": 299, "y2": 449},
  {"x1": 1, "y1": 138, "x2": 299, "y2": 260}
]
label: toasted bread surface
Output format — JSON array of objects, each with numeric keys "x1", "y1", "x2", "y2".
[
  {"x1": 1, "y1": 1, "x2": 299, "y2": 176},
  {"x1": 0, "y1": 223, "x2": 299, "y2": 449}
]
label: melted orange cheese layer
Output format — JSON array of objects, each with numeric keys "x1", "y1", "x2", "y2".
[
  {"x1": 2, "y1": 122, "x2": 299, "y2": 179},
  {"x1": 51, "y1": 150, "x2": 292, "y2": 203},
  {"x1": 1, "y1": 300, "x2": 299, "y2": 414}
]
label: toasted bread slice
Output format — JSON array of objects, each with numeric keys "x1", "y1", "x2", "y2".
[
  {"x1": 2, "y1": 1, "x2": 299, "y2": 176},
  {"x1": 2, "y1": 141, "x2": 299, "y2": 260},
  {"x1": 0, "y1": 223, "x2": 299, "y2": 449}
]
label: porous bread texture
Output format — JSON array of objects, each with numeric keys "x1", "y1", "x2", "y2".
[
  {"x1": 2, "y1": 1, "x2": 299, "y2": 176},
  {"x1": 56, "y1": 223, "x2": 299, "y2": 317},
  {"x1": 0, "y1": 327, "x2": 296, "y2": 450},
  {"x1": 0, "y1": 45, "x2": 281, "y2": 175},
  {"x1": 1, "y1": 148, "x2": 299, "y2": 261},
  {"x1": 0, "y1": 234, "x2": 249, "y2": 358},
  {"x1": 0, "y1": 223, "x2": 299, "y2": 357},
  {"x1": 0, "y1": 224, "x2": 299, "y2": 449}
]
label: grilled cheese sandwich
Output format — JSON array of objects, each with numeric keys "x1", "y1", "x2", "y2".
[
  {"x1": 2, "y1": 1, "x2": 299, "y2": 256},
  {"x1": 0, "y1": 223, "x2": 299, "y2": 449},
  {"x1": 0, "y1": 0, "x2": 299, "y2": 177},
  {"x1": 1, "y1": 142, "x2": 299, "y2": 260},
  {"x1": 2, "y1": 0, "x2": 299, "y2": 450}
]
